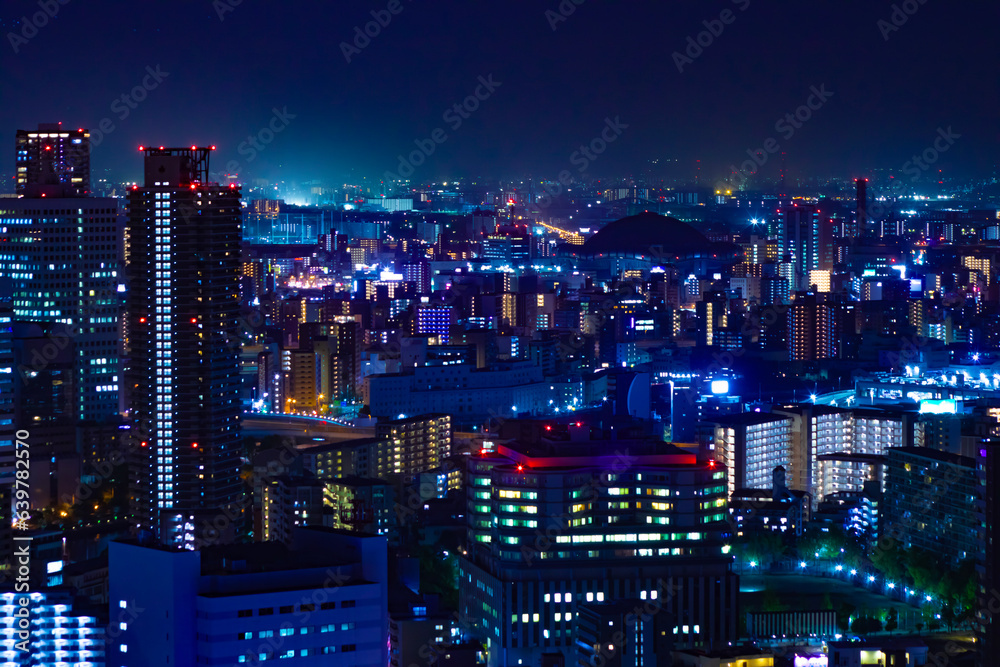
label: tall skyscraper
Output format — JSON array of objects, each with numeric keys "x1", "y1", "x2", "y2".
[
  {"x1": 0, "y1": 151, "x2": 122, "y2": 436},
  {"x1": 15, "y1": 123, "x2": 90, "y2": 196},
  {"x1": 855, "y1": 178, "x2": 868, "y2": 238},
  {"x1": 780, "y1": 204, "x2": 833, "y2": 292},
  {"x1": 126, "y1": 146, "x2": 244, "y2": 547}
]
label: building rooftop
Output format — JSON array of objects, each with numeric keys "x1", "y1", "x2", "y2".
[
  {"x1": 828, "y1": 637, "x2": 927, "y2": 650},
  {"x1": 705, "y1": 412, "x2": 791, "y2": 426},
  {"x1": 490, "y1": 438, "x2": 700, "y2": 468}
]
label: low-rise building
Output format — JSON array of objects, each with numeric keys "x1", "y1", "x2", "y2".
[
  {"x1": 108, "y1": 527, "x2": 388, "y2": 666},
  {"x1": 827, "y1": 638, "x2": 928, "y2": 666}
]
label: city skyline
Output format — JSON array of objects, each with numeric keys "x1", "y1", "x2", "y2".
[{"x1": 3, "y1": 2, "x2": 1000, "y2": 666}]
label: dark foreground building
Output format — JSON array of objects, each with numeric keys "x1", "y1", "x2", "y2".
[{"x1": 458, "y1": 430, "x2": 737, "y2": 666}]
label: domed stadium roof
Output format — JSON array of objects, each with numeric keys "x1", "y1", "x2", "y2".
[{"x1": 578, "y1": 212, "x2": 732, "y2": 259}]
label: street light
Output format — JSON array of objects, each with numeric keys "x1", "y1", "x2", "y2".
[
  {"x1": 868, "y1": 575, "x2": 876, "y2": 582},
  {"x1": 850, "y1": 569, "x2": 857, "y2": 576},
  {"x1": 799, "y1": 562, "x2": 807, "y2": 569}
]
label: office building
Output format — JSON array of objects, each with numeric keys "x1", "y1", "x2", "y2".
[
  {"x1": 108, "y1": 527, "x2": 388, "y2": 666},
  {"x1": 459, "y1": 436, "x2": 736, "y2": 666},
  {"x1": 482, "y1": 226, "x2": 530, "y2": 263},
  {"x1": 364, "y1": 361, "x2": 547, "y2": 421},
  {"x1": 413, "y1": 303, "x2": 454, "y2": 344},
  {"x1": 0, "y1": 590, "x2": 106, "y2": 665},
  {"x1": 760, "y1": 275, "x2": 789, "y2": 307},
  {"x1": 0, "y1": 196, "x2": 121, "y2": 429},
  {"x1": 780, "y1": 204, "x2": 833, "y2": 292},
  {"x1": 125, "y1": 146, "x2": 243, "y2": 546},
  {"x1": 575, "y1": 598, "x2": 675, "y2": 667},
  {"x1": 15, "y1": 123, "x2": 90, "y2": 196}
]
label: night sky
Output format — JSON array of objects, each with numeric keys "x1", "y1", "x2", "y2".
[{"x1": 2, "y1": 0, "x2": 997, "y2": 187}]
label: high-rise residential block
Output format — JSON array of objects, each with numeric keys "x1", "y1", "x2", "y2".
[{"x1": 125, "y1": 146, "x2": 243, "y2": 547}]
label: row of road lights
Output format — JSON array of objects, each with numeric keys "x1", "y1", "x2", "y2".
[{"x1": 746, "y1": 559, "x2": 937, "y2": 608}]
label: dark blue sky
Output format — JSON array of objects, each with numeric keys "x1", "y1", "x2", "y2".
[{"x1": 2, "y1": 0, "x2": 996, "y2": 187}]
